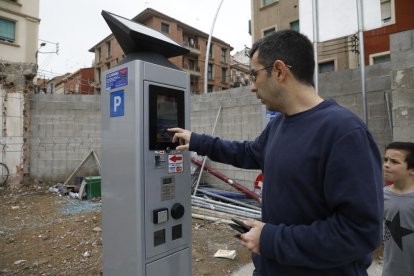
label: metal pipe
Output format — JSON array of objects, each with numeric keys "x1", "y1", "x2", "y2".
[
  {"x1": 192, "y1": 157, "x2": 261, "y2": 201},
  {"x1": 204, "y1": 0, "x2": 225, "y2": 94},
  {"x1": 192, "y1": 198, "x2": 260, "y2": 214},
  {"x1": 192, "y1": 105, "x2": 222, "y2": 196},
  {"x1": 192, "y1": 196, "x2": 261, "y2": 213},
  {"x1": 356, "y1": 0, "x2": 368, "y2": 125},
  {"x1": 384, "y1": 91, "x2": 393, "y2": 139},
  {"x1": 312, "y1": 0, "x2": 319, "y2": 91},
  {"x1": 191, "y1": 200, "x2": 262, "y2": 217},
  {"x1": 197, "y1": 189, "x2": 261, "y2": 211},
  {"x1": 191, "y1": 201, "x2": 261, "y2": 219}
]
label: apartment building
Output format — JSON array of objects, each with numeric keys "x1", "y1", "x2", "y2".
[
  {"x1": 0, "y1": 0, "x2": 40, "y2": 65},
  {"x1": 364, "y1": 0, "x2": 414, "y2": 65},
  {"x1": 231, "y1": 49, "x2": 250, "y2": 87},
  {"x1": 89, "y1": 8, "x2": 234, "y2": 94},
  {"x1": 48, "y1": 68, "x2": 95, "y2": 95},
  {"x1": 251, "y1": 0, "x2": 357, "y2": 71},
  {"x1": 251, "y1": 0, "x2": 414, "y2": 71}
]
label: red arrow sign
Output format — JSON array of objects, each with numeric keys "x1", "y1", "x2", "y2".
[{"x1": 169, "y1": 155, "x2": 183, "y2": 162}]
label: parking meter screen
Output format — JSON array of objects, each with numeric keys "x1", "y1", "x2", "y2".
[{"x1": 149, "y1": 84, "x2": 185, "y2": 150}]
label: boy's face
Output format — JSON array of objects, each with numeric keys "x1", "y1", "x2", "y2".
[{"x1": 383, "y1": 149, "x2": 413, "y2": 183}]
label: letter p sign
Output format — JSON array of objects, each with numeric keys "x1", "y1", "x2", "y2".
[{"x1": 110, "y1": 90, "x2": 124, "y2": 117}]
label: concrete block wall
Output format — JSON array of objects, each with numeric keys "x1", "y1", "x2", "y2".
[
  {"x1": 29, "y1": 95, "x2": 100, "y2": 182},
  {"x1": 390, "y1": 30, "x2": 414, "y2": 142},
  {"x1": 27, "y1": 30, "x2": 414, "y2": 190},
  {"x1": 190, "y1": 87, "x2": 264, "y2": 191}
]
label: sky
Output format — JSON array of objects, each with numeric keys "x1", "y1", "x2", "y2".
[{"x1": 38, "y1": 0, "x2": 252, "y2": 79}]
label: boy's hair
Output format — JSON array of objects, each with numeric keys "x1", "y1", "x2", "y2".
[
  {"x1": 249, "y1": 29, "x2": 315, "y2": 87},
  {"x1": 386, "y1": 142, "x2": 414, "y2": 169}
]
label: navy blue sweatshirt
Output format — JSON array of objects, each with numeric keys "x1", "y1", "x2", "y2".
[{"x1": 189, "y1": 99, "x2": 383, "y2": 275}]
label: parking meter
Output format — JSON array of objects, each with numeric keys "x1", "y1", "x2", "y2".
[{"x1": 100, "y1": 10, "x2": 192, "y2": 276}]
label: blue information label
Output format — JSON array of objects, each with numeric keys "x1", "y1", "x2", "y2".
[
  {"x1": 110, "y1": 90, "x2": 124, "y2": 117},
  {"x1": 106, "y1": 68, "x2": 128, "y2": 89}
]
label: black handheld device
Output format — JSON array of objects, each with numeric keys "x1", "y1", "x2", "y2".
[{"x1": 228, "y1": 218, "x2": 251, "y2": 234}]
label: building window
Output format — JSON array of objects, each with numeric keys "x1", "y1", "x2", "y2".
[
  {"x1": 381, "y1": 0, "x2": 394, "y2": 25},
  {"x1": 188, "y1": 37, "x2": 196, "y2": 48},
  {"x1": 318, "y1": 60, "x2": 335, "y2": 73},
  {"x1": 369, "y1": 51, "x2": 391, "y2": 65},
  {"x1": 221, "y1": 48, "x2": 227, "y2": 63},
  {"x1": 0, "y1": 18, "x2": 16, "y2": 43},
  {"x1": 207, "y1": 85, "x2": 214, "y2": 93},
  {"x1": 262, "y1": 0, "x2": 277, "y2": 7},
  {"x1": 263, "y1": 27, "x2": 276, "y2": 37},
  {"x1": 97, "y1": 68, "x2": 101, "y2": 82},
  {"x1": 106, "y1": 41, "x2": 111, "y2": 57},
  {"x1": 161, "y1": 22, "x2": 169, "y2": 33},
  {"x1": 221, "y1": 68, "x2": 227, "y2": 83},
  {"x1": 208, "y1": 64, "x2": 213, "y2": 80},
  {"x1": 290, "y1": 20, "x2": 299, "y2": 32},
  {"x1": 188, "y1": 59, "x2": 195, "y2": 70},
  {"x1": 97, "y1": 47, "x2": 102, "y2": 63}
]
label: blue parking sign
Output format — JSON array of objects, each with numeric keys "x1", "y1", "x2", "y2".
[{"x1": 110, "y1": 90, "x2": 124, "y2": 117}]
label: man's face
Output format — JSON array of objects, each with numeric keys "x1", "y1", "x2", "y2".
[
  {"x1": 383, "y1": 149, "x2": 412, "y2": 183},
  {"x1": 249, "y1": 51, "x2": 277, "y2": 111}
]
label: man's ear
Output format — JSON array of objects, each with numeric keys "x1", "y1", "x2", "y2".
[{"x1": 274, "y1": 60, "x2": 287, "y2": 80}]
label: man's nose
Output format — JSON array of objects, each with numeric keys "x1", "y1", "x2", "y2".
[{"x1": 250, "y1": 82, "x2": 257, "y2": 93}]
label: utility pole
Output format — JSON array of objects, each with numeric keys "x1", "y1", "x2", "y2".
[{"x1": 204, "y1": 0, "x2": 224, "y2": 94}]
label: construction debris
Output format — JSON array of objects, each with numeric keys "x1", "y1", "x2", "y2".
[{"x1": 214, "y1": 249, "x2": 237, "y2": 260}]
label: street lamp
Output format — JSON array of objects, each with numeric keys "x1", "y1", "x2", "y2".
[{"x1": 35, "y1": 42, "x2": 46, "y2": 71}]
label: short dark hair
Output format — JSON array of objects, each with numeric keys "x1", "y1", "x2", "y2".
[
  {"x1": 249, "y1": 30, "x2": 315, "y2": 87},
  {"x1": 386, "y1": 142, "x2": 414, "y2": 169}
]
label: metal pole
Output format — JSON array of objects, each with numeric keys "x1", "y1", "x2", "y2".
[
  {"x1": 192, "y1": 196, "x2": 261, "y2": 215},
  {"x1": 384, "y1": 91, "x2": 393, "y2": 139},
  {"x1": 356, "y1": 0, "x2": 368, "y2": 125},
  {"x1": 204, "y1": 0, "x2": 224, "y2": 94},
  {"x1": 192, "y1": 105, "x2": 222, "y2": 196},
  {"x1": 312, "y1": 0, "x2": 319, "y2": 91},
  {"x1": 196, "y1": 188, "x2": 261, "y2": 211}
]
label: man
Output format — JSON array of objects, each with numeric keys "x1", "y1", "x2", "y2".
[
  {"x1": 169, "y1": 30, "x2": 383, "y2": 275},
  {"x1": 383, "y1": 142, "x2": 414, "y2": 275}
]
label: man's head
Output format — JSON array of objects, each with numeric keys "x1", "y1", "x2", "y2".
[
  {"x1": 383, "y1": 142, "x2": 414, "y2": 183},
  {"x1": 249, "y1": 30, "x2": 315, "y2": 87}
]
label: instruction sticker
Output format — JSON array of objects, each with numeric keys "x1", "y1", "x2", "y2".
[
  {"x1": 168, "y1": 154, "x2": 183, "y2": 173},
  {"x1": 106, "y1": 67, "x2": 128, "y2": 89}
]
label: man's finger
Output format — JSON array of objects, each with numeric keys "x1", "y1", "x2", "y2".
[{"x1": 175, "y1": 144, "x2": 189, "y2": 151}]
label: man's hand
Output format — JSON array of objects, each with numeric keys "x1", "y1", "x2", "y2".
[
  {"x1": 240, "y1": 220, "x2": 265, "y2": 255},
  {"x1": 168, "y1": 128, "x2": 192, "y2": 151}
]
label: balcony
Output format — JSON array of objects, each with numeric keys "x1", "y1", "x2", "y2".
[
  {"x1": 183, "y1": 64, "x2": 201, "y2": 76},
  {"x1": 182, "y1": 41, "x2": 201, "y2": 55}
]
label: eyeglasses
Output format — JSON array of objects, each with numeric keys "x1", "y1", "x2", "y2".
[
  {"x1": 248, "y1": 65, "x2": 273, "y2": 82},
  {"x1": 249, "y1": 64, "x2": 292, "y2": 82}
]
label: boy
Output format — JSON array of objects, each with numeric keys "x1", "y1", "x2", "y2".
[{"x1": 383, "y1": 142, "x2": 414, "y2": 275}]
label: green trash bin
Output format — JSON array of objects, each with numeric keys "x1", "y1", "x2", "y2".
[{"x1": 85, "y1": 176, "x2": 101, "y2": 199}]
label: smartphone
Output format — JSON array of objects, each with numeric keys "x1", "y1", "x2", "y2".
[{"x1": 228, "y1": 218, "x2": 251, "y2": 234}]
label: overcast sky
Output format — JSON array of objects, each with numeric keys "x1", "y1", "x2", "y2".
[{"x1": 38, "y1": 0, "x2": 252, "y2": 78}]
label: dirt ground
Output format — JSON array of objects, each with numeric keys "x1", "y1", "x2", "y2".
[{"x1": 0, "y1": 186, "x2": 251, "y2": 275}]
